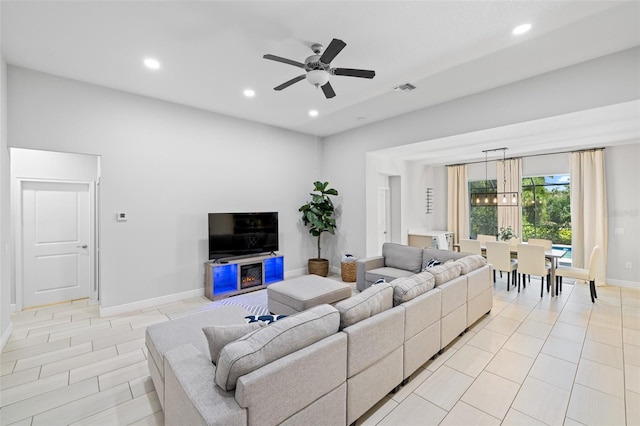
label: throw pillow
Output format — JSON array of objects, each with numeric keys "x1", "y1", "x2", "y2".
[
  {"x1": 202, "y1": 322, "x2": 265, "y2": 365},
  {"x1": 422, "y1": 258, "x2": 442, "y2": 272},
  {"x1": 245, "y1": 314, "x2": 287, "y2": 324}
]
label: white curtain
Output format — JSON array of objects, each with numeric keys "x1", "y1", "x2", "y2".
[
  {"x1": 497, "y1": 158, "x2": 522, "y2": 238},
  {"x1": 570, "y1": 149, "x2": 607, "y2": 286},
  {"x1": 447, "y1": 165, "x2": 469, "y2": 245}
]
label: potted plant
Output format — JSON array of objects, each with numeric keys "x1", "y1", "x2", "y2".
[
  {"x1": 499, "y1": 226, "x2": 517, "y2": 242},
  {"x1": 299, "y1": 181, "x2": 339, "y2": 276}
]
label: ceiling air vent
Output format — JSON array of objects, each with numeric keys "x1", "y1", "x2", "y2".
[{"x1": 393, "y1": 83, "x2": 417, "y2": 92}]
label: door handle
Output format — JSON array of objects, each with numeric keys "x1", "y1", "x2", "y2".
[{"x1": 77, "y1": 245, "x2": 88, "y2": 249}]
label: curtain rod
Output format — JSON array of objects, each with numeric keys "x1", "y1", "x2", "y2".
[{"x1": 446, "y1": 147, "x2": 605, "y2": 167}]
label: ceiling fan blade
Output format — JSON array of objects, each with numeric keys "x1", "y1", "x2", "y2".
[
  {"x1": 333, "y1": 68, "x2": 376, "y2": 79},
  {"x1": 321, "y1": 82, "x2": 336, "y2": 99},
  {"x1": 263, "y1": 54, "x2": 305, "y2": 68},
  {"x1": 274, "y1": 74, "x2": 306, "y2": 91},
  {"x1": 319, "y1": 38, "x2": 346, "y2": 64}
]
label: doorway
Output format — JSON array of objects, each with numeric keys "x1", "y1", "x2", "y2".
[
  {"x1": 11, "y1": 148, "x2": 100, "y2": 310},
  {"x1": 21, "y1": 181, "x2": 94, "y2": 307}
]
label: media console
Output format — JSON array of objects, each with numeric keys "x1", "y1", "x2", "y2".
[{"x1": 204, "y1": 254, "x2": 284, "y2": 300}]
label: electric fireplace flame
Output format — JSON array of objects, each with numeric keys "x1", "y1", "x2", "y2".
[{"x1": 240, "y1": 263, "x2": 262, "y2": 289}]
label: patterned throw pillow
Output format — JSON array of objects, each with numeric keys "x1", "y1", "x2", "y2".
[
  {"x1": 244, "y1": 314, "x2": 287, "y2": 324},
  {"x1": 422, "y1": 258, "x2": 442, "y2": 272}
]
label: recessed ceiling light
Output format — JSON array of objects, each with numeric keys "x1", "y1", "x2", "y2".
[
  {"x1": 143, "y1": 58, "x2": 161, "y2": 70},
  {"x1": 512, "y1": 23, "x2": 532, "y2": 35},
  {"x1": 243, "y1": 89, "x2": 255, "y2": 98},
  {"x1": 309, "y1": 110, "x2": 319, "y2": 117}
]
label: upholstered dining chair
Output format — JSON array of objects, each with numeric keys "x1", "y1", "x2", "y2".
[
  {"x1": 485, "y1": 241, "x2": 518, "y2": 291},
  {"x1": 459, "y1": 239, "x2": 482, "y2": 255},
  {"x1": 556, "y1": 245, "x2": 600, "y2": 303},
  {"x1": 527, "y1": 238, "x2": 552, "y2": 249},
  {"x1": 524, "y1": 238, "x2": 553, "y2": 285},
  {"x1": 477, "y1": 234, "x2": 497, "y2": 244},
  {"x1": 517, "y1": 243, "x2": 551, "y2": 297}
]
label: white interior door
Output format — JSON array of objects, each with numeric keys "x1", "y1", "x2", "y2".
[
  {"x1": 22, "y1": 181, "x2": 93, "y2": 307},
  {"x1": 377, "y1": 187, "x2": 391, "y2": 249}
]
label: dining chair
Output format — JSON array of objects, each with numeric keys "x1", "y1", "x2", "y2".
[
  {"x1": 485, "y1": 241, "x2": 518, "y2": 291},
  {"x1": 459, "y1": 239, "x2": 482, "y2": 255},
  {"x1": 556, "y1": 245, "x2": 600, "y2": 303},
  {"x1": 524, "y1": 238, "x2": 553, "y2": 285},
  {"x1": 517, "y1": 243, "x2": 551, "y2": 297},
  {"x1": 477, "y1": 234, "x2": 497, "y2": 244},
  {"x1": 527, "y1": 238, "x2": 552, "y2": 249}
]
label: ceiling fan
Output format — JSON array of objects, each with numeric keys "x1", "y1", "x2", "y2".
[{"x1": 263, "y1": 38, "x2": 375, "y2": 99}]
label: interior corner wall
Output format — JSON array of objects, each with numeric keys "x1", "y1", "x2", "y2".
[
  {"x1": 7, "y1": 66, "x2": 319, "y2": 310},
  {"x1": 605, "y1": 143, "x2": 640, "y2": 286},
  {"x1": 322, "y1": 47, "x2": 639, "y2": 265},
  {"x1": 0, "y1": 42, "x2": 12, "y2": 346}
]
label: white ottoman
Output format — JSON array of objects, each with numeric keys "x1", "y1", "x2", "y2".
[{"x1": 267, "y1": 275, "x2": 352, "y2": 315}]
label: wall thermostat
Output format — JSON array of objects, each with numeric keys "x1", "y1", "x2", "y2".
[{"x1": 117, "y1": 212, "x2": 128, "y2": 222}]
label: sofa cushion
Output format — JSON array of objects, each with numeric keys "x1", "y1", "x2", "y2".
[
  {"x1": 455, "y1": 254, "x2": 487, "y2": 275},
  {"x1": 365, "y1": 267, "x2": 415, "y2": 286},
  {"x1": 382, "y1": 243, "x2": 424, "y2": 273},
  {"x1": 389, "y1": 271, "x2": 436, "y2": 305},
  {"x1": 425, "y1": 261, "x2": 462, "y2": 286},
  {"x1": 334, "y1": 282, "x2": 393, "y2": 329},
  {"x1": 215, "y1": 304, "x2": 339, "y2": 391},
  {"x1": 202, "y1": 322, "x2": 265, "y2": 365}
]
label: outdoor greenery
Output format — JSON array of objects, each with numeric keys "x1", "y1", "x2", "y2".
[{"x1": 469, "y1": 175, "x2": 571, "y2": 244}]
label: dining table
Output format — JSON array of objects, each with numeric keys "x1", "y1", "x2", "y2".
[{"x1": 455, "y1": 243, "x2": 568, "y2": 297}]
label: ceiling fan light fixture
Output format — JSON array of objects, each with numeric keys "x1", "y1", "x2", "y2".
[{"x1": 306, "y1": 69, "x2": 330, "y2": 87}]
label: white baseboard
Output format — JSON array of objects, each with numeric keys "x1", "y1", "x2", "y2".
[
  {"x1": 99, "y1": 288, "x2": 204, "y2": 318},
  {"x1": 606, "y1": 278, "x2": 640, "y2": 289},
  {"x1": 284, "y1": 268, "x2": 307, "y2": 279},
  {"x1": 1, "y1": 321, "x2": 13, "y2": 351}
]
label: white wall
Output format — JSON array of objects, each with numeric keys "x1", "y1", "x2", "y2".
[
  {"x1": 0, "y1": 0, "x2": 12, "y2": 348},
  {"x1": 323, "y1": 48, "x2": 640, "y2": 282},
  {"x1": 7, "y1": 67, "x2": 320, "y2": 310},
  {"x1": 605, "y1": 143, "x2": 640, "y2": 286}
]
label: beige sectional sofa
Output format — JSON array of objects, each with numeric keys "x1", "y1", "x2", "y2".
[{"x1": 146, "y1": 243, "x2": 492, "y2": 426}]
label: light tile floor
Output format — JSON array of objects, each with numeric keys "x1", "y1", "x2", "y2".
[{"x1": 1, "y1": 277, "x2": 639, "y2": 425}]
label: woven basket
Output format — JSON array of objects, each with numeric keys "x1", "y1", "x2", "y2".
[
  {"x1": 341, "y1": 261, "x2": 356, "y2": 282},
  {"x1": 308, "y1": 259, "x2": 329, "y2": 277}
]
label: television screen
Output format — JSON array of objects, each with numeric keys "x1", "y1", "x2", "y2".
[{"x1": 208, "y1": 212, "x2": 278, "y2": 259}]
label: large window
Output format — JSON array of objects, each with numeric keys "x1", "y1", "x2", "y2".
[{"x1": 469, "y1": 175, "x2": 571, "y2": 244}]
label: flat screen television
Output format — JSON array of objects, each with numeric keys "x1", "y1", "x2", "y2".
[{"x1": 208, "y1": 212, "x2": 278, "y2": 259}]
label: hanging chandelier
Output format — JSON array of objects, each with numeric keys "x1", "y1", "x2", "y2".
[{"x1": 471, "y1": 148, "x2": 519, "y2": 207}]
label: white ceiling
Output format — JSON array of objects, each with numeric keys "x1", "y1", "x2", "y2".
[{"x1": 2, "y1": 0, "x2": 639, "y2": 141}]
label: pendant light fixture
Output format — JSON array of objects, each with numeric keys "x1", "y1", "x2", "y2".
[{"x1": 471, "y1": 148, "x2": 519, "y2": 207}]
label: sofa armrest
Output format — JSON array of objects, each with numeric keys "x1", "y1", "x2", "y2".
[
  {"x1": 356, "y1": 256, "x2": 385, "y2": 291},
  {"x1": 164, "y1": 344, "x2": 246, "y2": 426}
]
